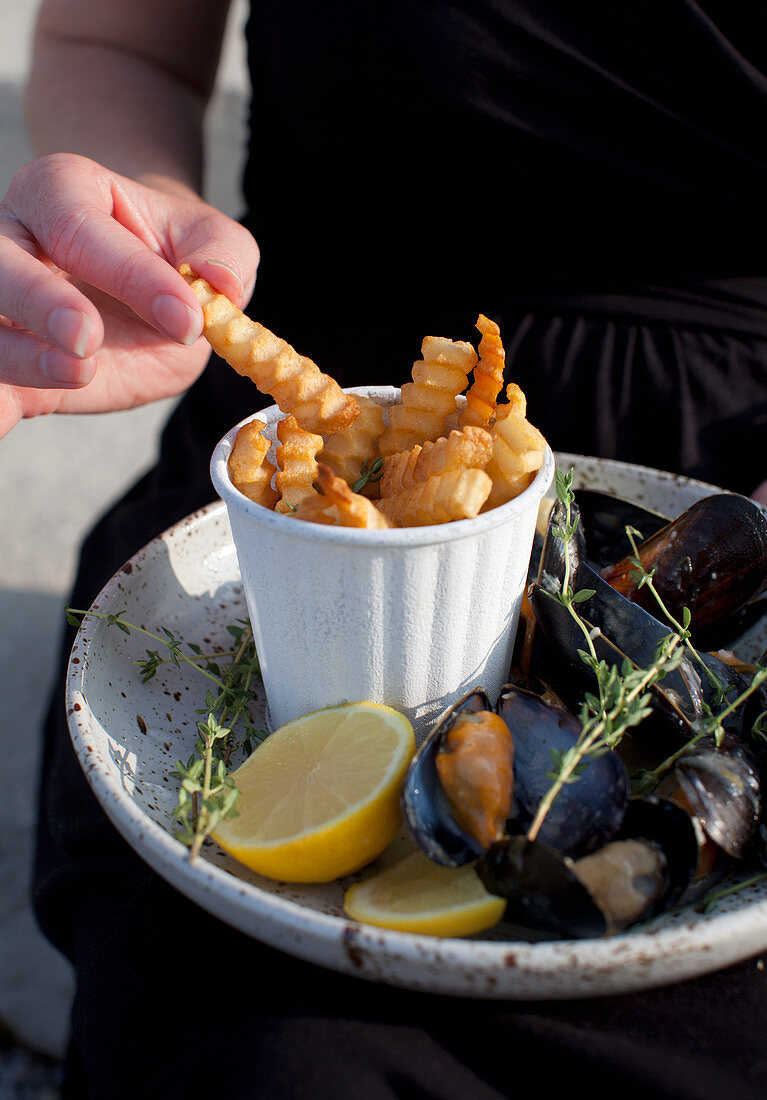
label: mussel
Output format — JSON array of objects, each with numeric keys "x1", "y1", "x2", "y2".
[
  {"x1": 600, "y1": 493, "x2": 767, "y2": 651},
  {"x1": 574, "y1": 489, "x2": 670, "y2": 570},
  {"x1": 400, "y1": 689, "x2": 503, "y2": 867},
  {"x1": 476, "y1": 798, "x2": 698, "y2": 939},
  {"x1": 399, "y1": 486, "x2": 767, "y2": 941},
  {"x1": 497, "y1": 683, "x2": 629, "y2": 858}
]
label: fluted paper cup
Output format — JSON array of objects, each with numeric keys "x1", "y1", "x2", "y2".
[{"x1": 210, "y1": 386, "x2": 554, "y2": 738}]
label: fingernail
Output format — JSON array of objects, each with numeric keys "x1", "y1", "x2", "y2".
[
  {"x1": 47, "y1": 307, "x2": 92, "y2": 357},
  {"x1": 41, "y1": 349, "x2": 94, "y2": 385},
  {"x1": 151, "y1": 295, "x2": 201, "y2": 345},
  {"x1": 203, "y1": 260, "x2": 244, "y2": 296}
]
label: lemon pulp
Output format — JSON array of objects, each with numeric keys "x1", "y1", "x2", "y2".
[
  {"x1": 344, "y1": 850, "x2": 506, "y2": 937},
  {"x1": 212, "y1": 701, "x2": 415, "y2": 882}
]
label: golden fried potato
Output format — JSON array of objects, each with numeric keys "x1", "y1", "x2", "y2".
[
  {"x1": 380, "y1": 426, "x2": 493, "y2": 497},
  {"x1": 294, "y1": 464, "x2": 393, "y2": 528},
  {"x1": 318, "y1": 394, "x2": 385, "y2": 498},
  {"x1": 458, "y1": 314, "x2": 506, "y2": 430},
  {"x1": 228, "y1": 418, "x2": 280, "y2": 509},
  {"x1": 495, "y1": 382, "x2": 527, "y2": 421},
  {"x1": 275, "y1": 414, "x2": 324, "y2": 513},
  {"x1": 379, "y1": 336, "x2": 477, "y2": 456},
  {"x1": 378, "y1": 468, "x2": 492, "y2": 526},
  {"x1": 180, "y1": 265, "x2": 359, "y2": 435},
  {"x1": 484, "y1": 411, "x2": 547, "y2": 510}
]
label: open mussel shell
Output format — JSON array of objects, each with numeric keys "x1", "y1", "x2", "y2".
[
  {"x1": 574, "y1": 489, "x2": 669, "y2": 570},
  {"x1": 601, "y1": 493, "x2": 767, "y2": 650},
  {"x1": 613, "y1": 796, "x2": 699, "y2": 915},
  {"x1": 400, "y1": 688, "x2": 490, "y2": 867},
  {"x1": 477, "y1": 834, "x2": 608, "y2": 940},
  {"x1": 674, "y1": 733, "x2": 761, "y2": 859},
  {"x1": 477, "y1": 797, "x2": 696, "y2": 939},
  {"x1": 535, "y1": 499, "x2": 746, "y2": 724},
  {"x1": 497, "y1": 683, "x2": 629, "y2": 859},
  {"x1": 528, "y1": 579, "x2": 699, "y2": 764}
]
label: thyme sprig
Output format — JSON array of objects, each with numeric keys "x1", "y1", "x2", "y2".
[
  {"x1": 526, "y1": 470, "x2": 685, "y2": 841},
  {"x1": 353, "y1": 457, "x2": 384, "y2": 494},
  {"x1": 66, "y1": 607, "x2": 265, "y2": 858},
  {"x1": 527, "y1": 471, "x2": 767, "y2": 838}
]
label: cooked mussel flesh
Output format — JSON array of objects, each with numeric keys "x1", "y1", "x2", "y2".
[
  {"x1": 401, "y1": 688, "x2": 501, "y2": 867},
  {"x1": 435, "y1": 709, "x2": 514, "y2": 850}
]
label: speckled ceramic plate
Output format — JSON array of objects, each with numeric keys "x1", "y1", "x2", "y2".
[{"x1": 66, "y1": 454, "x2": 767, "y2": 1000}]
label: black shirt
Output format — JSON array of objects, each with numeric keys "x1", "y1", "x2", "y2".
[{"x1": 244, "y1": 0, "x2": 767, "y2": 337}]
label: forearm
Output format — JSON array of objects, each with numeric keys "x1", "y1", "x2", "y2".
[
  {"x1": 27, "y1": 39, "x2": 204, "y2": 196},
  {"x1": 26, "y1": 0, "x2": 231, "y2": 197}
]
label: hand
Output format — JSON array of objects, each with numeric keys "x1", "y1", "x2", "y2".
[
  {"x1": 752, "y1": 480, "x2": 767, "y2": 508},
  {"x1": 0, "y1": 153, "x2": 259, "y2": 437}
]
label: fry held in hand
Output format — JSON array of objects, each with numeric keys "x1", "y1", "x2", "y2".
[
  {"x1": 180, "y1": 265, "x2": 359, "y2": 435},
  {"x1": 228, "y1": 419, "x2": 279, "y2": 509},
  {"x1": 379, "y1": 337, "x2": 477, "y2": 456},
  {"x1": 294, "y1": 465, "x2": 393, "y2": 529},
  {"x1": 275, "y1": 415, "x2": 324, "y2": 513}
]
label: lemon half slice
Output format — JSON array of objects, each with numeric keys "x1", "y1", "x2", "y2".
[
  {"x1": 344, "y1": 850, "x2": 506, "y2": 937},
  {"x1": 212, "y1": 702, "x2": 415, "y2": 882}
]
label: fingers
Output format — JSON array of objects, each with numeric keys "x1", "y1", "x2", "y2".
[
  {"x1": 0, "y1": 223, "x2": 104, "y2": 359},
  {"x1": 0, "y1": 319, "x2": 97, "y2": 389},
  {"x1": 172, "y1": 214, "x2": 260, "y2": 307},
  {"x1": 0, "y1": 153, "x2": 260, "y2": 402},
  {"x1": 7, "y1": 156, "x2": 205, "y2": 345}
]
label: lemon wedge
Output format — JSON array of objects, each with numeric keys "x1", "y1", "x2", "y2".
[
  {"x1": 344, "y1": 850, "x2": 506, "y2": 937},
  {"x1": 212, "y1": 702, "x2": 415, "y2": 882}
]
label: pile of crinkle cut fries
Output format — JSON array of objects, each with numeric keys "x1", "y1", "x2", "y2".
[{"x1": 182, "y1": 265, "x2": 547, "y2": 528}]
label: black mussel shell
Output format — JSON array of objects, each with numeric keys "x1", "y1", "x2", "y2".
[
  {"x1": 477, "y1": 834, "x2": 608, "y2": 939},
  {"x1": 478, "y1": 798, "x2": 699, "y2": 940},
  {"x1": 528, "y1": 579, "x2": 699, "y2": 758},
  {"x1": 497, "y1": 683, "x2": 629, "y2": 859},
  {"x1": 614, "y1": 797, "x2": 699, "y2": 915},
  {"x1": 400, "y1": 688, "x2": 491, "y2": 867},
  {"x1": 601, "y1": 493, "x2": 767, "y2": 650},
  {"x1": 675, "y1": 733, "x2": 761, "y2": 859},
  {"x1": 574, "y1": 490, "x2": 669, "y2": 570},
  {"x1": 536, "y1": 500, "x2": 706, "y2": 718}
]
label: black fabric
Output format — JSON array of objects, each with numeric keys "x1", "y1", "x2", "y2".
[
  {"x1": 244, "y1": 0, "x2": 767, "y2": 334},
  {"x1": 33, "y1": 1, "x2": 767, "y2": 1096}
]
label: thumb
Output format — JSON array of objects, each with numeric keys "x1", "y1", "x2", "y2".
[{"x1": 174, "y1": 210, "x2": 260, "y2": 308}]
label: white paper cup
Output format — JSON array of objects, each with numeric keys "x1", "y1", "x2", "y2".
[{"x1": 210, "y1": 386, "x2": 554, "y2": 738}]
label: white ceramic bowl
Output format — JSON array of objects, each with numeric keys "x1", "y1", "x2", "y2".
[{"x1": 210, "y1": 385, "x2": 554, "y2": 735}]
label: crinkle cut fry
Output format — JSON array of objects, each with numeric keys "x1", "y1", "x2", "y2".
[
  {"x1": 380, "y1": 426, "x2": 493, "y2": 497},
  {"x1": 228, "y1": 418, "x2": 279, "y2": 509},
  {"x1": 275, "y1": 414, "x2": 324, "y2": 513},
  {"x1": 306, "y1": 464, "x2": 393, "y2": 528},
  {"x1": 459, "y1": 314, "x2": 506, "y2": 430},
  {"x1": 319, "y1": 394, "x2": 385, "y2": 497},
  {"x1": 378, "y1": 468, "x2": 492, "y2": 527},
  {"x1": 484, "y1": 412, "x2": 547, "y2": 510},
  {"x1": 179, "y1": 265, "x2": 359, "y2": 435},
  {"x1": 378, "y1": 336, "x2": 477, "y2": 456}
]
